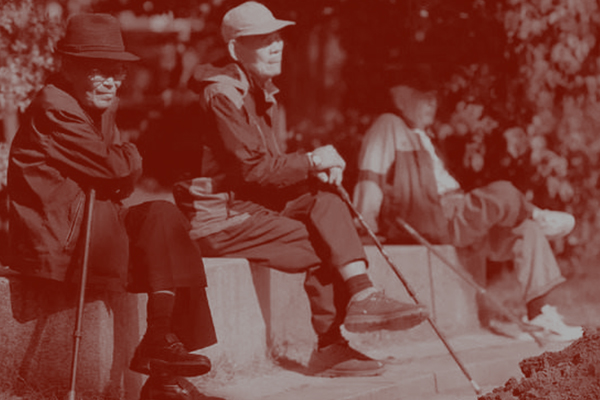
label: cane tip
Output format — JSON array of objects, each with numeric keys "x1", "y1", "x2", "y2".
[{"x1": 472, "y1": 380, "x2": 483, "y2": 396}]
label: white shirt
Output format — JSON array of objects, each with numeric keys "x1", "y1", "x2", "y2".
[{"x1": 413, "y1": 128, "x2": 461, "y2": 195}]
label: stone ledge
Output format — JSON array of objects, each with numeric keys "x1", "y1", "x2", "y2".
[{"x1": 0, "y1": 244, "x2": 480, "y2": 397}]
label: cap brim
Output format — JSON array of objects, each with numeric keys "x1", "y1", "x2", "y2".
[
  {"x1": 58, "y1": 49, "x2": 140, "y2": 61},
  {"x1": 237, "y1": 19, "x2": 295, "y2": 38}
]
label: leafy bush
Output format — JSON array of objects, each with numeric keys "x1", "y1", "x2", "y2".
[
  {"x1": 437, "y1": 0, "x2": 600, "y2": 268},
  {"x1": 0, "y1": 0, "x2": 62, "y2": 114}
]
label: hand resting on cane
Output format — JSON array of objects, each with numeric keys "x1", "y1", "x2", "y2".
[{"x1": 309, "y1": 145, "x2": 346, "y2": 186}]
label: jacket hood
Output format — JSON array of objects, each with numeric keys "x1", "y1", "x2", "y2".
[{"x1": 188, "y1": 63, "x2": 250, "y2": 108}]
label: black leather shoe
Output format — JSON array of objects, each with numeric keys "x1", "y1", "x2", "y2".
[
  {"x1": 130, "y1": 333, "x2": 211, "y2": 377},
  {"x1": 307, "y1": 340, "x2": 385, "y2": 377}
]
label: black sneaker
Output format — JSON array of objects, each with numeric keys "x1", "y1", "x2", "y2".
[
  {"x1": 307, "y1": 341, "x2": 384, "y2": 377},
  {"x1": 130, "y1": 333, "x2": 211, "y2": 377},
  {"x1": 344, "y1": 290, "x2": 428, "y2": 332}
]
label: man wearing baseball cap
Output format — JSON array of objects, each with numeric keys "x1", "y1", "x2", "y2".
[
  {"x1": 8, "y1": 13, "x2": 217, "y2": 397},
  {"x1": 175, "y1": 1, "x2": 429, "y2": 378}
]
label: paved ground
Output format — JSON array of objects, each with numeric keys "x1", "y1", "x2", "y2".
[{"x1": 189, "y1": 327, "x2": 572, "y2": 400}]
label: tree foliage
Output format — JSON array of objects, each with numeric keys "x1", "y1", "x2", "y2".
[
  {"x1": 499, "y1": 0, "x2": 600, "y2": 264},
  {"x1": 0, "y1": 0, "x2": 62, "y2": 187},
  {"x1": 0, "y1": 0, "x2": 62, "y2": 113}
]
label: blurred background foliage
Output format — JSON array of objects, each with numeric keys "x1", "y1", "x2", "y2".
[{"x1": 2, "y1": 0, "x2": 600, "y2": 272}]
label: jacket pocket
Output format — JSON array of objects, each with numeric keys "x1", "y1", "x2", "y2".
[{"x1": 64, "y1": 191, "x2": 85, "y2": 251}]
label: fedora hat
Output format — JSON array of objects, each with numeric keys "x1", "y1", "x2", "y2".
[
  {"x1": 56, "y1": 13, "x2": 139, "y2": 61},
  {"x1": 221, "y1": 1, "x2": 295, "y2": 43}
]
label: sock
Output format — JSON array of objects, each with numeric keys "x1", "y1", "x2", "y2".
[
  {"x1": 526, "y1": 294, "x2": 547, "y2": 321},
  {"x1": 345, "y1": 274, "x2": 374, "y2": 298},
  {"x1": 145, "y1": 290, "x2": 175, "y2": 343},
  {"x1": 317, "y1": 328, "x2": 347, "y2": 350}
]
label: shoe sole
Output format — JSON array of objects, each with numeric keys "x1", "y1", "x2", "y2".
[
  {"x1": 130, "y1": 358, "x2": 211, "y2": 377},
  {"x1": 149, "y1": 359, "x2": 212, "y2": 377},
  {"x1": 344, "y1": 310, "x2": 428, "y2": 333}
]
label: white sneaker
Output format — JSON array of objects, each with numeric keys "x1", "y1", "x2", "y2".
[
  {"x1": 532, "y1": 208, "x2": 575, "y2": 239},
  {"x1": 527, "y1": 305, "x2": 583, "y2": 342}
]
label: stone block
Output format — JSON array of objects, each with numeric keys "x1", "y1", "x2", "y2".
[
  {"x1": 0, "y1": 275, "x2": 143, "y2": 399},
  {"x1": 200, "y1": 258, "x2": 269, "y2": 371}
]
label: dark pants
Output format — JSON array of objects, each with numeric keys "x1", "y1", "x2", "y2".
[
  {"x1": 123, "y1": 200, "x2": 216, "y2": 351},
  {"x1": 125, "y1": 201, "x2": 207, "y2": 293},
  {"x1": 196, "y1": 190, "x2": 367, "y2": 344}
]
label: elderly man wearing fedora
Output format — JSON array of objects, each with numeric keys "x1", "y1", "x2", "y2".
[
  {"x1": 172, "y1": 1, "x2": 428, "y2": 378},
  {"x1": 8, "y1": 13, "x2": 217, "y2": 391}
]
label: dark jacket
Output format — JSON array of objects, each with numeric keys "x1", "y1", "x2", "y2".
[
  {"x1": 174, "y1": 62, "x2": 313, "y2": 238},
  {"x1": 8, "y1": 74, "x2": 142, "y2": 289}
]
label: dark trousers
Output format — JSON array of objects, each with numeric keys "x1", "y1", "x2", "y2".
[
  {"x1": 196, "y1": 190, "x2": 367, "y2": 344},
  {"x1": 125, "y1": 201, "x2": 207, "y2": 293},
  {"x1": 124, "y1": 201, "x2": 216, "y2": 351}
]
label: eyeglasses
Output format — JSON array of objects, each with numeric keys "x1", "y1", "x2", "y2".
[{"x1": 87, "y1": 65, "x2": 127, "y2": 85}]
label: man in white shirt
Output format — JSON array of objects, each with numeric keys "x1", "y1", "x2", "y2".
[{"x1": 354, "y1": 64, "x2": 582, "y2": 342}]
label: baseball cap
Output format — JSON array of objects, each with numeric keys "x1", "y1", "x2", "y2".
[{"x1": 221, "y1": 1, "x2": 295, "y2": 43}]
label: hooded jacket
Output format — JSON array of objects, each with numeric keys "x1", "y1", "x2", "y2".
[{"x1": 174, "y1": 62, "x2": 313, "y2": 239}]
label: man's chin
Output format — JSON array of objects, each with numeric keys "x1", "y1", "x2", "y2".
[
  {"x1": 90, "y1": 98, "x2": 115, "y2": 110},
  {"x1": 265, "y1": 69, "x2": 282, "y2": 80},
  {"x1": 249, "y1": 69, "x2": 281, "y2": 84}
]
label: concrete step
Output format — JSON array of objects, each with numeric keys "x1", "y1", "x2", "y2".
[{"x1": 0, "y1": 244, "x2": 481, "y2": 399}]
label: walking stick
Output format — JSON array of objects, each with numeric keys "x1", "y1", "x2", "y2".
[
  {"x1": 335, "y1": 186, "x2": 487, "y2": 394},
  {"x1": 393, "y1": 217, "x2": 545, "y2": 346},
  {"x1": 66, "y1": 188, "x2": 96, "y2": 400}
]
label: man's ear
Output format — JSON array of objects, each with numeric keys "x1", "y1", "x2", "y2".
[{"x1": 227, "y1": 40, "x2": 239, "y2": 62}]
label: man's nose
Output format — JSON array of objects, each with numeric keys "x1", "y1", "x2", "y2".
[
  {"x1": 100, "y1": 77, "x2": 122, "y2": 88},
  {"x1": 270, "y1": 39, "x2": 284, "y2": 53}
]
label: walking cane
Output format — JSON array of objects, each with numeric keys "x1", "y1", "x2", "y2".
[
  {"x1": 335, "y1": 186, "x2": 486, "y2": 394},
  {"x1": 393, "y1": 217, "x2": 545, "y2": 346},
  {"x1": 66, "y1": 188, "x2": 96, "y2": 400}
]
